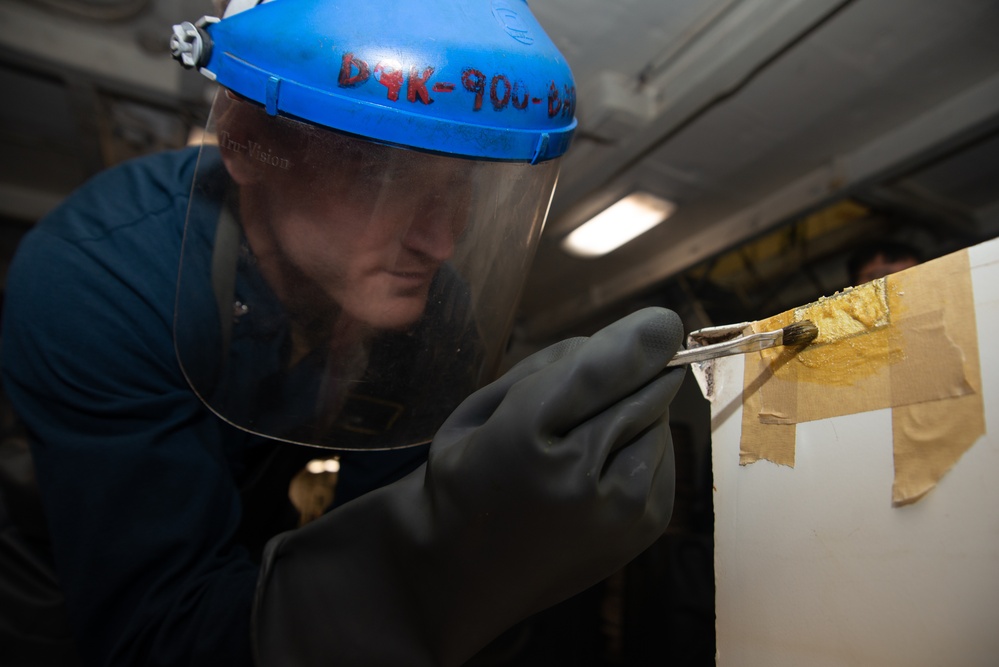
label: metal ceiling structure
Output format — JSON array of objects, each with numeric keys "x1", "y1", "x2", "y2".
[
  {"x1": 2, "y1": 0, "x2": 998, "y2": 347},
  {"x1": 521, "y1": 0, "x2": 999, "y2": 343}
]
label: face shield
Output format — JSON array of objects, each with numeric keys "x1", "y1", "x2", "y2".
[
  {"x1": 171, "y1": 0, "x2": 576, "y2": 450},
  {"x1": 175, "y1": 91, "x2": 560, "y2": 449}
]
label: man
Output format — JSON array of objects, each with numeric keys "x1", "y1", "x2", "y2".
[
  {"x1": 848, "y1": 240, "x2": 923, "y2": 285},
  {"x1": 0, "y1": 1, "x2": 687, "y2": 665}
]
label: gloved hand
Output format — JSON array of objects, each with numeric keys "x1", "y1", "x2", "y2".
[{"x1": 253, "y1": 307, "x2": 686, "y2": 667}]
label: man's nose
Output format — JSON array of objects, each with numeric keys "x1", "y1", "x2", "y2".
[{"x1": 403, "y1": 209, "x2": 459, "y2": 262}]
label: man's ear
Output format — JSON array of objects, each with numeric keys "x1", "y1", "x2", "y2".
[{"x1": 218, "y1": 135, "x2": 260, "y2": 186}]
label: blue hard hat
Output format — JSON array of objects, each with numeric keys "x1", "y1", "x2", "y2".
[{"x1": 175, "y1": 0, "x2": 576, "y2": 163}]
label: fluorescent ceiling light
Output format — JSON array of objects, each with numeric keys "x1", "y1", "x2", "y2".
[{"x1": 561, "y1": 192, "x2": 676, "y2": 258}]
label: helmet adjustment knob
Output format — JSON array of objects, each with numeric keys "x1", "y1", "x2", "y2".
[{"x1": 170, "y1": 17, "x2": 219, "y2": 70}]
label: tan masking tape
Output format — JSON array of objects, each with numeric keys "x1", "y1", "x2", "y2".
[
  {"x1": 738, "y1": 250, "x2": 984, "y2": 505},
  {"x1": 889, "y1": 250, "x2": 984, "y2": 506}
]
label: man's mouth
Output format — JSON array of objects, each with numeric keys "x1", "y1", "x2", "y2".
[{"x1": 387, "y1": 269, "x2": 435, "y2": 289}]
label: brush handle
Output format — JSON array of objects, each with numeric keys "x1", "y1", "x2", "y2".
[{"x1": 666, "y1": 329, "x2": 782, "y2": 367}]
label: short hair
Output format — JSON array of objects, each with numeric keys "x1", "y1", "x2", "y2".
[{"x1": 847, "y1": 240, "x2": 922, "y2": 284}]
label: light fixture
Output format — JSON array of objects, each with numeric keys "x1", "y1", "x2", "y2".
[
  {"x1": 186, "y1": 125, "x2": 217, "y2": 146},
  {"x1": 306, "y1": 458, "x2": 341, "y2": 474},
  {"x1": 561, "y1": 192, "x2": 676, "y2": 258}
]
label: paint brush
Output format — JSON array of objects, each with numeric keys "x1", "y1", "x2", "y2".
[{"x1": 666, "y1": 320, "x2": 819, "y2": 367}]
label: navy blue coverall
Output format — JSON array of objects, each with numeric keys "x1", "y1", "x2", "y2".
[{"x1": 0, "y1": 148, "x2": 430, "y2": 666}]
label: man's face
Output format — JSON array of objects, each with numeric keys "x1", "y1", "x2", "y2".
[
  {"x1": 236, "y1": 129, "x2": 471, "y2": 331},
  {"x1": 855, "y1": 252, "x2": 919, "y2": 284}
]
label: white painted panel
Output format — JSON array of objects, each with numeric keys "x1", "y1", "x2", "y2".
[{"x1": 712, "y1": 237, "x2": 999, "y2": 667}]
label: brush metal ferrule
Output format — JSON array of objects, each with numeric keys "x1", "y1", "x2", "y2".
[{"x1": 667, "y1": 329, "x2": 782, "y2": 367}]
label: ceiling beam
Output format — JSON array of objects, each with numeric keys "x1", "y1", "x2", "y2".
[{"x1": 0, "y1": 2, "x2": 188, "y2": 106}]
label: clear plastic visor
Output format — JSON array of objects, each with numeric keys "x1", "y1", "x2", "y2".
[{"x1": 175, "y1": 91, "x2": 560, "y2": 450}]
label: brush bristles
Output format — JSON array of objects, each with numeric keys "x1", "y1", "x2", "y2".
[{"x1": 781, "y1": 320, "x2": 819, "y2": 347}]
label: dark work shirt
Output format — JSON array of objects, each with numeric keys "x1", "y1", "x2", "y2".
[{"x1": 0, "y1": 148, "x2": 429, "y2": 666}]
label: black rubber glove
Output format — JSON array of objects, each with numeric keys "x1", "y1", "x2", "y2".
[{"x1": 253, "y1": 307, "x2": 686, "y2": 667}]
